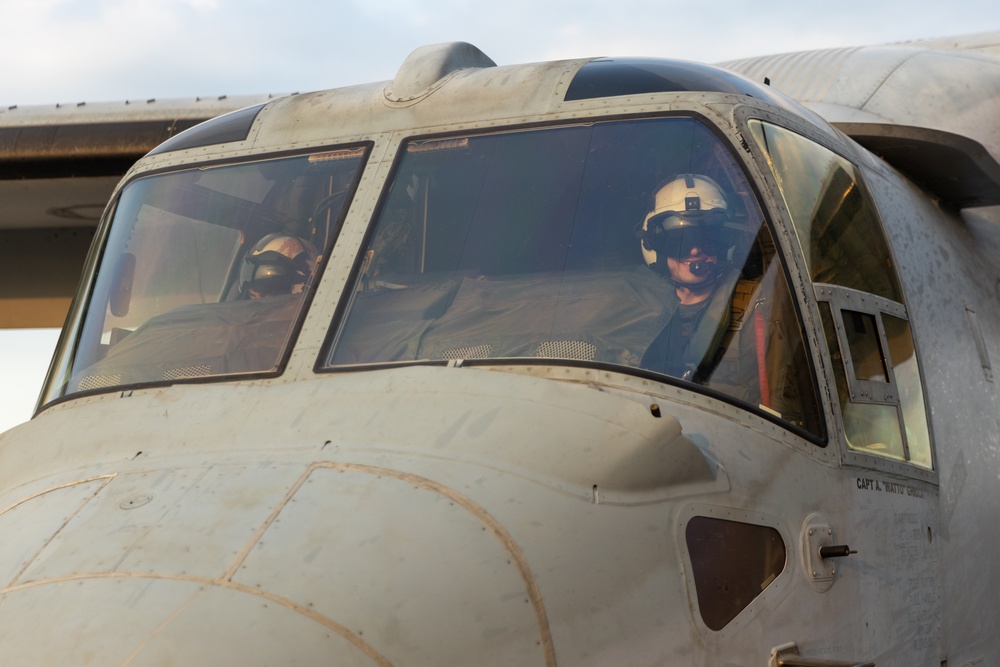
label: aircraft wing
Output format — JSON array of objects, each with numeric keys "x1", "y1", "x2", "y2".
[
  {"x1": 0, "y1": 95, "x2": 282, "y2": 328},
  {"x1": 5, "y1": 31, "x2": 1000, "y2": 329},
  {"x1": 718, "y1": 30, "x2": 1000, "y2": 209}
]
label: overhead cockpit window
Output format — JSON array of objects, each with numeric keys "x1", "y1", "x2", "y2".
[
  {"x1": 41, "y1": 146, "x2": 368, "y2": 404},
  {"x1": 749, "y1": 121, "x2": 932, "y2": 468},
  {"x1": 564, "y1": 59, "x2": 770, "y2": 101},
  {"x1": 324, "y1": 118, "x2": 824, "y2": 438},
  {"x1": 148, "y1": 103, "x2": 266, "y2": 155}
]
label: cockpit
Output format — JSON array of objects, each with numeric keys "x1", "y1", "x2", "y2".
[
  {"x1": 38, "y1": 63, "x2": 933, "y2": 469},
  {"x1": 325, "y1": 117, "x2": 823, "y2": 437},
  {"x1": 46, "y1": 146, "x2": 367, "y2": 395}
]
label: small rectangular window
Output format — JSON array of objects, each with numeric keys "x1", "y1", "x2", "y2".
[
  {"x1": 817, "y1": 292, "x2": 932, "y2": 469},
  {"x1": 843, "y1": 310, "x2": 889, "y2": 383},
  {"x1": 883, "y1": 315, "x2": 932, "y2": 468}
]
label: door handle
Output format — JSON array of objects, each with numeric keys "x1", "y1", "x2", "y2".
[{"x1": 770, "y1": 642, "x2": 874, "y2": 667}]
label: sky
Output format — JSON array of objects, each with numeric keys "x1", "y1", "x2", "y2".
[
  {"x1": 4, "y1": 0, "x2": 998, "y2": 108},
  {"x1": 0, "y1": 0, "x2": 997, "y2": 432}
]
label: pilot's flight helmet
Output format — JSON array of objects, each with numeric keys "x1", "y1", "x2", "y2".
[
  {"x1": 639, "y1": 174, "x2": 744, "y2": 274},
  {"x1": 239, "y1": 234, "x2": 317, "y2": 298}
]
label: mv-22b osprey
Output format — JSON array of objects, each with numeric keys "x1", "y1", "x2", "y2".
[{"x1": 0, "y1": 31, "x2": 998, "y2": 667}]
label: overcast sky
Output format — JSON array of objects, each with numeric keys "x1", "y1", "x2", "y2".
[
  {"x1": 5, "y1": 0, "x2": 998, "y2": 107},
  {"x1": 1, "y1": 0, "x2": 997, "y2": 433}
]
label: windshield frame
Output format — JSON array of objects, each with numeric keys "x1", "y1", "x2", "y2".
[
  {"x1": 38, "y1": 142, "x2": 372, "y2": 410},
  {"x1": 317, "y1": 114, "x2": 827, "y2": 444},
  {"x1": 738, "y1": 108, "x2": 936, "y2": 478}
]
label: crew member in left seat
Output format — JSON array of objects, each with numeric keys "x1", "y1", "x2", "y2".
[{"x1": 239, "y1": 234, "x2": 319, "y2": 299}]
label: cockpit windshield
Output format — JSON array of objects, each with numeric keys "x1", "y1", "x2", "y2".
[
  {"x1": 324, "y1": 118, "x2": 823, "y2": 437},
  {"x1": 41, "y1": 146, "x2": 368, "y2": 405}
]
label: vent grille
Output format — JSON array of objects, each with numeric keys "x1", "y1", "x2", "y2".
[
  {"x1": 77, "y1": 374, "x2": 122, "y2": 392},
  {"x1": 163, "y1": 365, "x2": 214, "y2": 381},
  {"x1": 442, "y1": 344, "x2": 492, "y2": 360},
  {"x1": 536, "y1": 340, "x2": 596, "y2": 361}
]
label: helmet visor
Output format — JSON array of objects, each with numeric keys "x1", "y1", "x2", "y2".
[
  {"x1": 644, "y1": 220, "x2": 728, "y2": 260},
  {"x1": 240, "y1": 250, "x2": 300, "y2": 297}
]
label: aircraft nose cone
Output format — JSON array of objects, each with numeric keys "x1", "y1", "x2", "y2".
[
  {"x1": 0, "y1": 462, "x2": 553, "y2": 665},
  {"x1": 228, "y1": 462, "x2": 553, "y2": 665}
]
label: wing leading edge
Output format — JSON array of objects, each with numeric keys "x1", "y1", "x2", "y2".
[{"x1": 0, "y1": 95, "x2": 281, "y2": 328}]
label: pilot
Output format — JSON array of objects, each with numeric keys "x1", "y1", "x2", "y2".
[
  {"x1": 637, "y1": 174, "x2": 750, "y2": 382},
  {"x1": 239, "y1": 233, "x2": 318, "y2": 299}
]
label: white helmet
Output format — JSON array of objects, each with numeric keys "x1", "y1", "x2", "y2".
[
  {"x1": 639, "y1": 174, "x2": 740, "y2": 271},
  {"x1": 239, "y1": 234, "x2": 317, "y2": 298}
]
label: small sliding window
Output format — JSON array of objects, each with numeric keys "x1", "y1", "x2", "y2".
[{"x1": 816, "y1": 285, "x2": 932, "y2": 468}]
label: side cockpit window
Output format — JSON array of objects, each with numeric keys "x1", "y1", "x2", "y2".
[
  {"x1": 749, "y1": 121, "x2": 932, "y2": 468},
  {"x1": 324, "y1": 118, "x2": 824, "y2": 438},
  {"x1": 41, "y1": 146, "x2": 368, "y2": 405}
]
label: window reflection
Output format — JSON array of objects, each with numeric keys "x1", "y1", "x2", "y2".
[
  {"x1": 748, "y1": 121, "x2": 902, "y2": 302},
  {"x1": 327, "y1": 119, "x2": 823, "y2": 437},
  {"x1": 43, "y1": 147, "x2": 368, "y2": 404},
  {"x1": 752, "y1": 120, "x2": 932, "y2": 469},
  {"x1": 843, "y1": 310, "x2": 889, "y2": 383},
  {"x1": 884, "y1": 315, "x2": 933, "y2": 467}
]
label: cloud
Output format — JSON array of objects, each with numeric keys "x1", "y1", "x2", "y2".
[{"x1": 3, "y1": 0, "x2": 996, "y2": 107}]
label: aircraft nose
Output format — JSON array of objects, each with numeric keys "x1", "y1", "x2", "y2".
[
  {"x1": 0, "y1": 462, "x2": 554, "y2": 665},
  {"x1": 226, "y1": 462, "x2": 554, "y2": 665}
]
